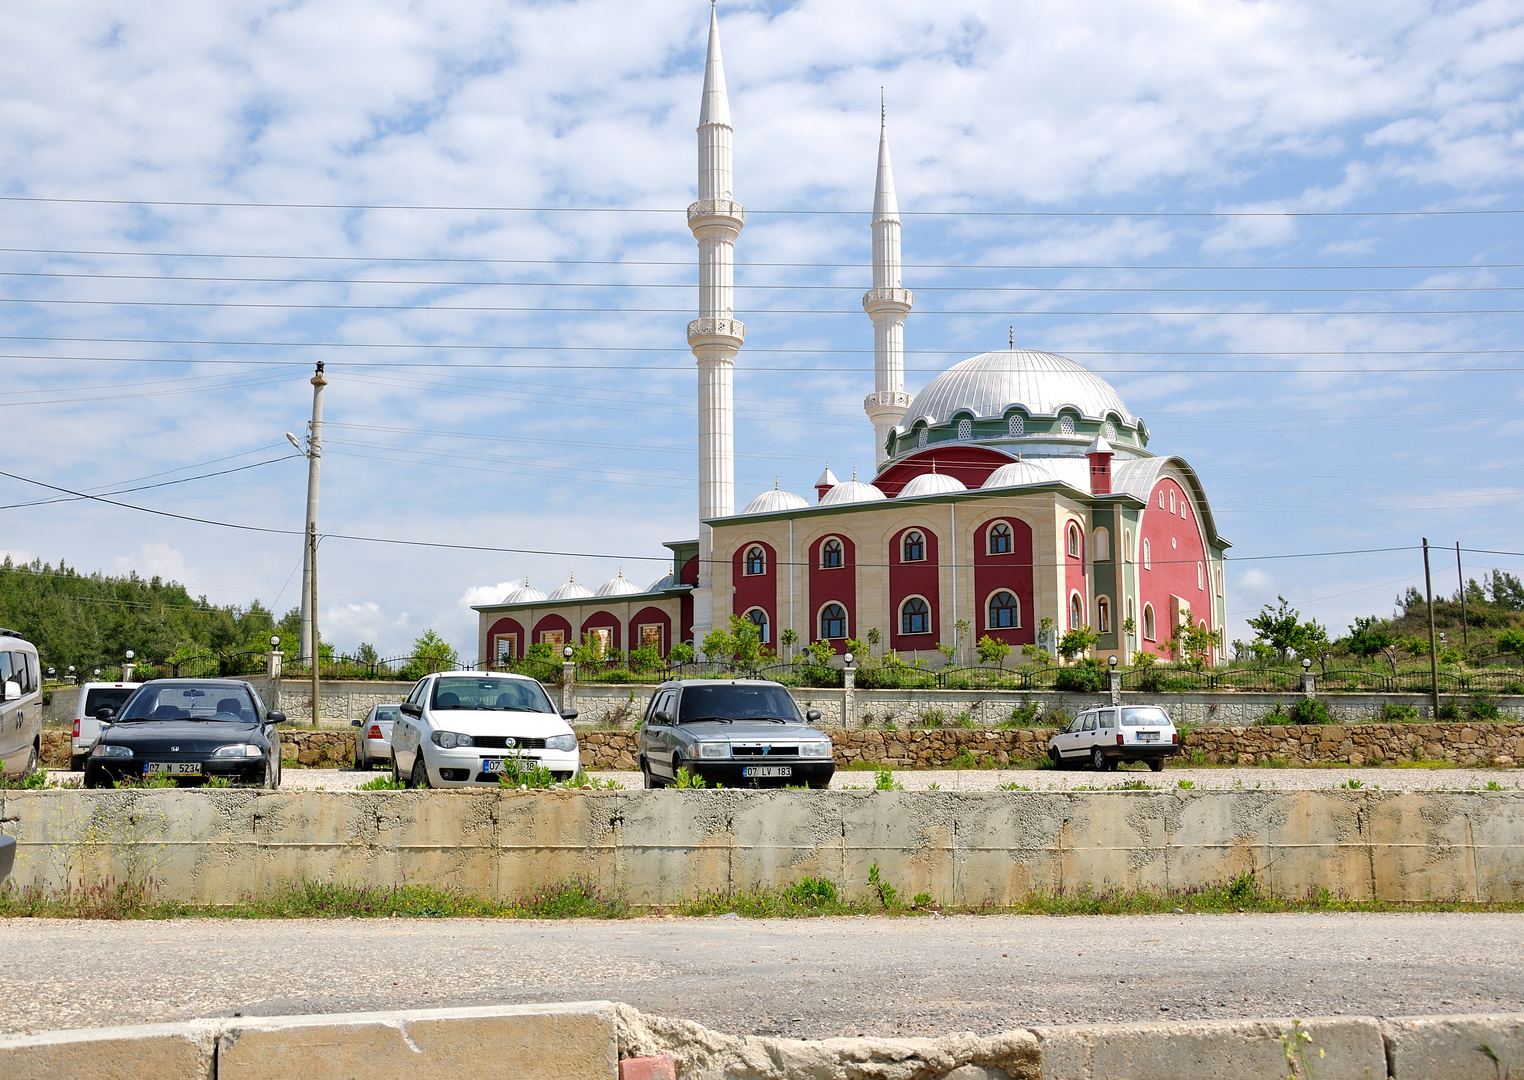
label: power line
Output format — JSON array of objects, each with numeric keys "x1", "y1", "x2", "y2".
[{"x1": 3, "y1": 193, "x2": 1520, "y2": 217}]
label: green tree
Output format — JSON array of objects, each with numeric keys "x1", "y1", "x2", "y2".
[
  {"x1": 400, "y1": 629, "x2": 458, "y2": 680},
  {"x1": 1488, "y1": 571, "x2": 1524, "y2": 611},
  {"x1": 865, "y1": 627, "x2": 882, "y2": 655},
  {"x1": 355, "y1": 642, "x2": 379, "y2": 666},
  {"x1": 667, "y1": 642, "x2": 696, "y2": 666},
  {"x1": 1248, "y1": 597, "x2": 1328, "y2": 663},
  {"x1": 1343, "y1": 616, "x2": 1393, "y2": 660},
  {"x1": 806, "y1": 639, "x2": 834, "y2": 667},
  {"x1": 726, "y1": 614, "x2": 767, "y2": 668},
  {"x1": 779, "y1": 627, "x2": 799, "y2": 661},
  {"x1": 1057, "y1": 626, "x2": 1098, "y2": 661},
  {"x1": 976, "y1": 634, "x2": 1012, "y2": 668},
  {"x1": 1498, "y1": 628, "x2": 1524, "y2": 658},
  {"x1": 700, "y1": 625, "x2": 733, "y2": 663},
  {"x1": 1171, "y1": 622, "x2": 1220, "y2": 671}
]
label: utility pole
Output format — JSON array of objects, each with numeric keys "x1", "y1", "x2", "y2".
[
  {"x1": 287, "y1": 362, "x2": 327, "y2": 728},
  {"x1": 1456, "y1": 542, "x2": 1468, "y2": 654},
  {"x1": 1423, "y1": 538, "x2": 1440, "y2": 720}
]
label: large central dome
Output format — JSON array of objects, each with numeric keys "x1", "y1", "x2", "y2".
[{"x1": 898, "y1": 349, "x2": 1134, "y2": 431}]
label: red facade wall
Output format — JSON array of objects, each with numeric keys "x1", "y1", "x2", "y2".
[
  {"x1": 580, "y1": 609, "x2": 622, "y2": 653},
  {"x1": 808, "y1": 533, "x2": 856, "y2": 649},
  {"x1": 1064, "y1": 518, "x2": 1088, "y2": 632},
  {"x1": 531, "y1": 613, "x2": 574, "y2": 647},
  {"x1": 972, "y1": 518, "x2": 1035, "y2": 646},
  {"x1": 889, "y1": 526, "x2": 941, "y2": 652},
  {"x1": 872, "y1": 446, "x2": 1013, "y2": 497},
  {"x1": 680, "y1": 556, "x2": 700, "y2": 586},
  {"x1": 485, "y1": 617, "x2": 526, "y2": 661},
  {"x1": 731, "y1": 540, "x2": 778, "y2": 643},
  {"x1": 630, "y1": 606, "x2": 673, "y2": 656},
  {"x1": 1137, "y1": 476, "x2": 1212, "y2": 658}
]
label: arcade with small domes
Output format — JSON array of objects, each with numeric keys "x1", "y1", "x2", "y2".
[{"x1": 475, "y1": 6, "x2": 1229, "y2": 667}]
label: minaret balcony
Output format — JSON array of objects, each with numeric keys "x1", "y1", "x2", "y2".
[
  {"x1": 862, "y1": 287, "x2": 914, "y2": 314},
  {"x1": 864, "y1": 390, "x2": 912, "y2": 409},
  {"x1": 688, "y1": 317, "x2": 746, "y2": 349},
  {"x1": 687, "y1": 199, "x2": 745, "y2": 232}
]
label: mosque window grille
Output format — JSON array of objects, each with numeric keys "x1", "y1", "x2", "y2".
[
  {"x1": 903, "y1": 530, "x2": 926, "y2": 562},
  {"x1": 918, "y1": 428, "x2": 928, "y2": 449},
  {"x1": 957, "y1": 418, "x2": 972, "y2": 441},
  {"x1": 1067, "y1": 523, "x2": 1082, "y2": 559},
  {"x1": 987, "y1": 590, "x2": 1020, "y2": 629},
  {"x1": 1169, "y1": 490, "x2": 1176, "y2": 514},
  {"x1": 1197, "y1": 562, "x2": 1204, "y2": 591},
  {"x1": 1060, "y1": 415, "x2": 1076, "y2": 437},
  {"x1": 1008, "y1": 415, "x2": 1024, "y2": 437},
  {"x1": 1104, "y1": 420, "x2": 1117, "y2": 441},
  {"x1": 988, "y1": 521, "x2": 1012, "y2": 555},
  {"x1": 900, "y1": 596, "x2": 931, "y2": 635},
  {"x1": 1142, "y1": 539, "x2": 1151, "y2": 570}
]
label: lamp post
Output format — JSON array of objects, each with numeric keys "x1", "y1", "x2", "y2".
[
  {"x1": 561, "y1": 645, "x2": 576, "y2": 715},
  {"x1": 122, "y1": 649, "x2": 135, "y2": 683}
]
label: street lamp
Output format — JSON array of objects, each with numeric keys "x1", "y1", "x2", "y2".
[
  {"x1": 1108, "y1": 654, "x2": 1118, "y2": 668},
  {"x1": 270, "y1": 635, "x2": 280, "y2": 648},
  {"x1": 1302, "y1": 657, "x2": 1312, "y2": 671},
  {"x1": 563, "y1": 645, "x2": 574, "y2": 660},
  {"x1": 842, "y1": 652, "x2": 855, "y2": 667}
]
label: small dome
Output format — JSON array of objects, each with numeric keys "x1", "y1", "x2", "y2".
[
  {"x1": 818, "y1": 479, "x2": 887, "y2": 506},
  {"x1": 743, "y1": 487, "x2": 809, "y2": 515},
  {"x1": 514, "y1": 583, "x2": 547, "y2": 603},
  {"x1": 546, "y1": 576, "x2": 594, "y2": 602},
  {"x1": 595, "y1": 570, "x2": 642, "y2": 598},
  {"x1": 647, "y1": 572, "x2": 676, "y2": 592},
  {"x1": 898, "y1": 350, "x2": 1134, "y2": 432},
  {"x1": 494, "y1": 585, "x2": 523, "y2": 605},
  {"x1": 982, "y1": 459, "x2": 1055, "y2": 489},
  {"x1": 898, "y1": 472, "x2": 967, "y2": 499}
]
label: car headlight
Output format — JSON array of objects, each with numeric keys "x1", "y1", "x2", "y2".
[
  {"x1": 92, "y1": 744, "x2": 133, "y2": 758},
  {"x1": 696, "y1": 742, "x2": 730, "y2": 759},
  {"x1": 545, "y1": 734, "x2": 578, "y2": 752},
  {"x1": 799, "y1": 741, "x2": 833, "y2": 758},
  {"x1": 432, "y1": 731, "x2": 475, "y2": 749},
  {"x1": 212, "y1": 743, "x2": 263, "y2": 759}
]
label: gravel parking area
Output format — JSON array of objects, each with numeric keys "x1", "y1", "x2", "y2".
[{"x1": 0, "y1": 912, "x2": 1519, "y2": 1038}]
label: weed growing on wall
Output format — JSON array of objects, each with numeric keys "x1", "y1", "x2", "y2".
[
  {"x1": 359, "y1": 775, "x2": 406, "y2": 791},
  {"x1": 874, "y1": 767, "x2": 902, "y2": 791},
  {"x1": 867, "y1": 863, "x2": 899, "y2": 910}
]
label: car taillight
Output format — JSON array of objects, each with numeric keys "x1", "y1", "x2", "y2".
[
  {"x1": 73, "y1": 719, "x2": 80, "y2": 738},
  {"x1": 369, "y1": 725, "x2": 383, "y2": 739},
  {"x1": 1116, "y1": 733, "x2": 1124, "y2": 746},
  {"x1": 1172, "y1": 732, "x2": 1179, "y2": 744}
]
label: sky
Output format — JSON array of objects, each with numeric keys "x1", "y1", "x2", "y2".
[{"x1": 2, "y1": 0, "x2": 1523, "y2": 663}]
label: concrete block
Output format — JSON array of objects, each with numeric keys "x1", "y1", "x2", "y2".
[
  {"x1": 1033, "y1": 1016, "x2": 1386, "y2": 1080},
  {"x1": 1381, "y1": 1013, "x2": 1524, "y2": 1079},
  {"x1": 0, "y1": 1019, "x2": 215, "y2": 1080},
  {"x1": 216, "y1": 1001, "x2": 618, "y2": 1080},
  {"x1": 620, "y1": 1054, "x2": 677, "y2": 1080}
]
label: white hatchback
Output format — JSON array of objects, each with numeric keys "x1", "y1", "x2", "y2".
[
  {"x1": 390, "y1": 671, "x2": 581, "y2": 788},
  {"x1": 70, "y1": 681, "x2": 141, "y2": 769},
  {"x1": 1048, "y1": 705, "x2": 1180, "y2": 772}
]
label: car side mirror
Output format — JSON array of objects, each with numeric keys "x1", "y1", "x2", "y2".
[
  {"x1": 653, "y1": 709, "x2": 672, "y2": 725},
  {"x1": 95, "y1": 706, "x2": 115, "y2": 723},
  {"x1": 2, "y1": 680, "x2": 19, "y2": 702},
  {"x1": 560, "y1": 709, "x2": 579, "y2": 721},
  {"x1": 400, "y1": 702, "x2": 422, "y2": 717},
  {"x1": 806, "y1": 709, "x2": 821, "y2": 722},
  {"x1": 350, "y1": 718, "x2": 362, "y2": 727},
  {"x1": 266, "y1": 711, "x2": 287, "y2": 724}
]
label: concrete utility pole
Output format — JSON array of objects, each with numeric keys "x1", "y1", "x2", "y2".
[
  {"x1": 1423, "y1": 538, "x2": 1440, "y2": 720},
  {"x1": 1456, "y1": 541, "x2": 1468, "y2": 653},
  {"x1": 287, "y1": 362, "x2": 327, "y2": 729}
]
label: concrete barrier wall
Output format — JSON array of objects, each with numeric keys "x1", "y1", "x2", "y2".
[
  {"x1": 3, "y1": 1003, "x2": 1521, "y2": 1080},
  {"x1": 4, "y1": 787, "x2": 1523, "y2": 906}
]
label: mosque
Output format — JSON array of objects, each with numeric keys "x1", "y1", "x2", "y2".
[{"x1": 474, "y1": 6, "x2": 1229, "y2": 668}]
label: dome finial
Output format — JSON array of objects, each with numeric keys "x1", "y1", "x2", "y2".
[
  {"x1": 774, "y1": 477, "x2": 780, "y2": 490},
  {"x1": 930, "y1": 459, "x2": 937, "y2": 473}
]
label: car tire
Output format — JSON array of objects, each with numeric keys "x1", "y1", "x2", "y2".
[
  {"x1": 264, "y1": 756, "x2": 280, "y2": 790},
  {"x1": 1091, "y1": 747, "x2": 1108, "y2": 772},
  {"x1": 640, "y1": 755, "x2": 660, "y2": 790},
  {"x1": 1148, "y1": 758, "x2": 1165, "y2": 772},
  {"x1": 410, "y1": 752, "x2": 431, "y2": 789},
  {"x1": 70, "y1": 753, "x2": 86, "y2": 772},
  {"x1": 1049, "y1": 745, "x2": 1065, "y2": 770},
  {"x1": 391, "y1": 756, "x2": 403, "y2": 786},
  {"x1": 22, "y1": 741, "x2": 39, "y2": 777},
  {"x1": 353, "y1": 745, "x2": 369, "y2": 771}
]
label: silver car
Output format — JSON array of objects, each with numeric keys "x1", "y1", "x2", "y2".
[{"x1": 351, "y1": 704, "x2": 400, "y2": 770}]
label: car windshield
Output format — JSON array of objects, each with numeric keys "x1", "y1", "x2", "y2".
[
  {"x1": 117, "y1": 684, "x2": 258, "y2": 723},
  {"x1": 84, "y1": 687, "x2": 134, "y2": 716},
  {"x1": 373, "y1": 707, "x2": 400, "y2": 722},
  {"x1": 678, "y1": 685, "x2": 801, "y2": 724},
  {"x1": 431, "y1": 677, "x2": 554, "y2": 713},
  {"x1": 1121, "y1": 707, "x2": 1170, "y2": 728}
]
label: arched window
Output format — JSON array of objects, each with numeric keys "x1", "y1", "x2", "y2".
[
  {"x1": 903, "y1": 530, "x2": 925, "y2": 562},
  {"x1": 988, "y1": 521, "x2": 1012, "y2": 555},
  {"x1": 1126, "y1": 598, "x2": 1136, "y2": 635},
  {"x1": 1008, "y1": 415, "x2": 1024, "y2": 437},
  {"x1": 1069, "y1": 592, "x2": 1084, "y2": 631},
  {"x1": 1142, "y1": 538, "x2": 1151, "y2": 570},
  {"x1": 957, "y1": 418, "x2": 972, "y2": 440},
  {"x1": 1067, "y1": 523, "x2": 1081, "y2": 559},
  {"x1": 1169, "y1": 489, "x2": 1177, "y2": 514},
  {"x1": 988, "y1": 590, "x2": 1020, "y2": 629},
  {"x1": 1124, "y1": 529, "x2": 1132, "y2": 562},
  {"x1": 1060, "y1": 414, "x2": 1076, "y2": 436},
  {"x1": 1094, "y1": 527, "x2": 1110, "y2": 561},
  {"x1": 1097, "y1": 596, "x2": 1112, "y2": 634},
  {"x1": 744, "y1": 546, "x2": 765, "y2": 576},
  {"x1": 1143, "y1": 604, "x2": 1156, "y2": 641},
  {"x1": 744, "y1": 607, "x2": 769, "y2": 643},
  {"x1": 1197, "y1": 562, "x2": 1204, "y2": 590},
  {"x1": 819, "y1": 603, "x2": 847, "y2": 640},
  {"x1": 900, "y1": 596, "x2": 931, "y2": 635},
  {"x1": 1159, "y1": 491, "x2": 1166, "y2": 510},
  {"x1": 820, "y1": 538, "x2": 843, "y2": 569}
]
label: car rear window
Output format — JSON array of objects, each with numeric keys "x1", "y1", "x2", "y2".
[
  {"x1": 678, "y1": 684, "x2": 801, "y2": 723},
  {"x1": 119, "y1": 685, "x2": 257, "y2": 722},
  {"x1": 84, "y1": 688, "x2": 134, "y2": 716},
  {"x1": 374, "y1": 707, "x2": 400, "y2": 722},
  {"x1": 1121, "y1": 707, "x2": 1171, "y2": 728},
  {"x1": 431, "y1": 678, "x2": 554, "y2": 713}
]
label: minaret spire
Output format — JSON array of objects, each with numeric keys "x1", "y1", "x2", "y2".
[
  {"x1": 688, "y1": 2, "x2": 745, "y2": 646},
  {"x1": 863, "y1": 101, "x2": 913, "y2": 469}
]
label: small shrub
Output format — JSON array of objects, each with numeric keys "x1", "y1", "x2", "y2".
[
  {"x1": 874, "y1": 766, "x2": 902, "y2": 791},
  {"x1": 946, "y1": 748, "x2": 978, "y2": 770},
  {"x1": 955, "y1": 711, "x2": 977, "y2": 729},
  {"x1": 867, "y1": 863, "x2": 899, "y2": 909},
  {"x1": 673, "y1": 767, "x2": 708, "y2": 789},
  {"x1": 1054, "y1": 659, "x2": 1108, "y2": 693},
  {"x1": 1485, "y1": 780, "x2": 1505, "y2": 791},
  {"x1": 359, "y1": 775, "x2": 406, "y2": 791},
  {"x1": 998, "y1": 781, "x2": 1030, "y2": 791},
  {"x1": 1260, "y1": 755, "x2": 1293, "y2": 769},
  {"x1": 498, "y1": 758, "x2": 558, "y2": 789},
  {"x1": 1467, "y1": 694, "x2": 1502, "y2": 721},
  {"x1": 911, "y1": 892, "x2": 934, "y2": 908},
  {"x1": 1437, "y1": 700, "x2": 1461, "y2": 720},
  {"x1": 1340, "y1": 778, "x2": 1363, "y2": 790},
  {"x1": 1375, "y1": 702, "x2": 1418, "y2": 722},
  {"x1": 784, "y1": 877, "x2": 839, "y2": 908},
  {"x1": 204, "y1": 776, "x2": 232, "y2": 789},
  {"x1": 1501, "y1": 680, "x2": 1524, "y2": 696},
  {"x1": 1004, "y1": 698, "x2": 1041, "y2": 727},
  {"x1": 918, "y1": 709, "x2": 945, "y2": 728},
  {"x1": 1177, "y1": 779, "x2": 1195, "y2": 790},
  {"x1": 1288, "y1": 698, "x2": 1331, "y2": 725}
]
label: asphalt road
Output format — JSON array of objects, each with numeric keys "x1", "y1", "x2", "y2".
[{"x1": 1, "y1": 913, "x2": 1519, "y2": 1038}]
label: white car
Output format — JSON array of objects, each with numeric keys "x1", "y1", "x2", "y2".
[
  {"x1": 351, "y1": 703, "x2": 400, "y2": 770},
  {"x1": 0, "y1": 630, "x2": 43, "y2": 777},
  {"x1": 1048, "y1": 705, "x2": 1180, "y2": 772},
  {"x1": 390, "y1": 671, "x2": 581, "y2": 788},
  {"x1": 70, "y1": 680, "x2": 142, "y2": 770}
]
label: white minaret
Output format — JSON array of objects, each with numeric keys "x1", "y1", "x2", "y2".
[
  {"x1": 688, "y1": 2, "x2": 744, "y2": 646},
  {"x1": 862, "y1": 104, "x2": 913, "y2": 469}
]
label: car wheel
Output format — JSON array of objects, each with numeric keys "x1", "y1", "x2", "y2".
[
  {"x1": 410, "y1": 752, "x2": 431, "y2": 789},
  {"x1": 1049, "y1": 745, "x2": 1064, "y2": 770},
  {"x1": 264, "y1": 756, "x2": 280, "y2": 790},
  {"x1": 70, "y1": 753, "x2": 86, "y2": 772},
  {"x1": 640, "y1": 755, "x2": 659, "y2": 789},
  {"x1": 353, "y1": 743, "x2": 367, "y2": 771},
  {"x1": 1091, "y1": 747, "x2": 1108, "y2": 772},
  {"x1": 391, "y1": 756, "x2": 403, "y2": 786},
  {"x1": 1148, "y1": 758, "x2": 1165, "y2": 772},
  {"x1": 22, "y1": 741, "x2": 39, "y2": 777}
]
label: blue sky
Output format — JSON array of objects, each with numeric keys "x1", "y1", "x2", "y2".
[{"x1": 2, "y1": 0, "x2": 1522, "y2": 661}]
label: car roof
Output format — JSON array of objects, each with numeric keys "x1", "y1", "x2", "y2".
[
  {"x1": 79, "y1": 681, "x2": 142, "y2": 690},
  {"x1": 138, "y1": 678, "x2": 254, "y2": 688},
  {"x1": 430, "y1": 670, "x2": 538, "y2": 682}
]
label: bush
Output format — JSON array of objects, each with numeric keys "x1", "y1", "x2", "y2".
[
  {"x1": 1288, "y1": 698, "x2": 1331, "y2": 725},
  {"x1": 1055, "y1": 659, "x2": 1108, "y2": 693},
  {"x1": 1467, "y1": 694, "x2": 1502, "y2": 721},
  {"x1": 1375, "y1": 702, "x2": 1418, "y2": 722}
]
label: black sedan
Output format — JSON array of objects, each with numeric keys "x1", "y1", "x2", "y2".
[
  {"x1": 638, "y1": 679, "x2": 836, "y2": 789},
  {"x1": 83, "y1": 679, "x2": 286, "y2": 789}
]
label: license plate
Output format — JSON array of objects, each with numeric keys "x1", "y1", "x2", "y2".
[
  {"x1": 742, "y1": 766, "x2": 792, "y2": 778},
  {"x1": 482, "y1": 758, "x2": 537, "y2": 773},
  {"x1": 145, "y1": 762, "x2": 201, "y2": 775},
  {"x1": 1137, "y1": 732, "x2": 1159, "y2": 742}
]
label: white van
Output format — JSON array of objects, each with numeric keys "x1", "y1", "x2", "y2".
[
  {"x1": 0, "y1": 629, "x2": 43, "y2": 777},
  {"x1": 70, "y1": 681, "x2": 142, "y2": 770}
]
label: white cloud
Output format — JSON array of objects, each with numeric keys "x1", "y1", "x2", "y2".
[
  {"x1": 114, "y1": 543, "x2": 188, "y2": 582},
  {"x1": 460, "y1": 580, "x2": 523, "y2": 608}
]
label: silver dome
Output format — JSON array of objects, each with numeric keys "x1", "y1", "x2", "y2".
[
  {"x1": 742, "y1": 487, "x2": 809, "y2": 515},
  {"x1": 898, "y1": 472, "x2": 967, "y2": 498},
  {"x1": 818, "y1": 479, "x2": 887, "y2": 506},
  {"x1": 595, "y1": 572, "x2": 642, "y2": 598},
  {"x1": 514, "y1": 584, "x2": 548, "y2": 603},
  {"x1": 898, "y1": 350, "x2": 1134, "y2": 432},
  {"x1": 647, "y1": 572, "x2": 676, "y2": 593},
  {"x1": 982, "y1": 459, "x2": 1056, "y2": 489},
  {"x1": 546, "y1": 578, "x2": 594, "y2": 602}
]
